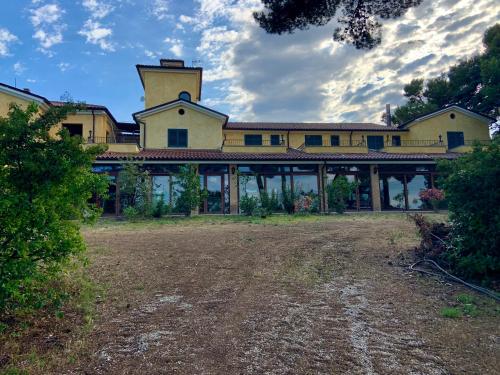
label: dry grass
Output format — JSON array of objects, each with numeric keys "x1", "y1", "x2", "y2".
[{"x1": 1, "y1": 213, "x2": 498, "y2": 375}]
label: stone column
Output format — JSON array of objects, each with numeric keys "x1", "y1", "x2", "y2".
[
  {"x1": 229, "y1": 164, "x2": 239, "y2": 214},
  {"x1": 370, "y1": 164, "x2": 381, "y2": 211}
]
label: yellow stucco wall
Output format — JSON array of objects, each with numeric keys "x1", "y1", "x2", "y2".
[
  {"x1": 143, "y1": 70, "x2": 201, "y2": 108},
  {"x1": 406, "y1": 109, "x2": 491, "y2": 145},
  {"x1": 49, "y1": 112, "x2": 117, "y2": 142},
  {"x1": 141, "y1": 104, "x2": 224, "y2": 149},
  {"x1": 0, "y1": 92, "x2": 47, "y2": 117}
]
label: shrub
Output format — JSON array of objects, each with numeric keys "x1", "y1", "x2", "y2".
[
  {"x1": 0, "y1": 103, "x2": 108, "y2": 315},
  {"x1": 174, "y1": 165, "x2": 207, "y2": 216},
  {"x1": 118, "y1": 162, "x2": 153, "y2": 217},
  {"x1": 152, "y1": 197, "x2": 170, "y2": 218},
  {"x1": 437, "y1": 137, "x2": 500, "y2": 282},
  {"x1": 123, "y1": 206, "x2": 139, "y2": 220},
  {"x1": 260, "y1": 190, "x2": 280, "y2": 213},
  {"x1": 419, "y1": 188, "x2": 445, "y2": 211},
  {"x1": 441, "y1": 307, "x2": 462, "y2": 319},
  {"x1": 240, "y1": 194, "x2": 259, "y2": 216},
  {"x1": 281, "y1": 187, "x2": 296, "y2": 214},
  {"x1": 326, "y1": 176, "x2": 356, "y2": 213},
  {"x1": 294, "y1": 195, "x2": 319, "y2": 214}
]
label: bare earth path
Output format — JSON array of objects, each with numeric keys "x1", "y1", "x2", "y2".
[{"x1": 70, "y1": 216, "x2": 499, "y2": 374}]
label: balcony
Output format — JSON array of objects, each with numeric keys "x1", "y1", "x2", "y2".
[
  {"x1": 222, "y1": 138, "x2": 288, "y2": 153},
  {"x1": 382, "y1": 140, "x2": 447, "y2": 154},
  {"x1": 303, "y1": 140, "x2": 368, "y2": 154},
  {"x1": 85, "y1": 135, "x2": 140, "y2": 153}
]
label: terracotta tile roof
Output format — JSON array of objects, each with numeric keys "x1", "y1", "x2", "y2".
[
  {"x1": 50, "y1": 101, "x2": 118, "y2": 125},
  {"x1": 225, "y1": 122, "x2": 405, "y2": 132},
  {"x1": 96, "y1": 148, "x2": 461, "y2": 162}
]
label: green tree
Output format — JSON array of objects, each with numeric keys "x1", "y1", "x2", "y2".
[
  {"x1": 391, "y1": 24, "x2": 500, "y2": 124},
  {"x1": 118, "y1": 161, "x2": 153, "y2": 217},
  {"x1": 326, "y1": 175, "x2": 356, "y2": 214},
  {"x1": 254, "y1": 0, "x2": 423, "y2": 50},
  {"x1": 437, "y1": 137, "x2": 500, "y2": 282},
  {"x1": 0, "y1": 103, "x2": 108, "y2": 314},
  {"x1": 174, "y1": 165, "x2": 207, "y2": 216}
]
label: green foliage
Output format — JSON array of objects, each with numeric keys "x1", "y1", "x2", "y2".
[
  {"x1": 123, "y1": 206, "x2": 139, "y2": 220},
  {"x1": 281, "y1": 186, "x2": 297, "y2": 214},
  {"x1": 326, "y1": 176, "x2": 356, "y2": 214},
  {"x1": 174, "y1": 165, "x2": 207, "y2": 216},
  {"x1": 0, "y1": 103, "x2": 108, "y2": 315},
  {"x1": 239, "y1": 194, "x2": 259, "y2": 216},
  {"x1": 437, "y1": 137, "x2": 500, "y2": 282},
  {"x1": 391, "y1": 24, "x2": 500, "y2": 124},
  {"x1": 440, "y1": 307, "x2": 462, "y2": 319},
  {"x1": 152, "y1": 197, "x2": 170, "y2": 218},
  {"x1": 260, "y1": 190, "x2": 281, "y2": 213},
  {"x1": 118, "y1": 162, "x2": 153, "y2": 217}
]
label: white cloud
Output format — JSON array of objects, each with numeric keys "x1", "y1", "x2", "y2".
[
  {"x1": 79, "y1": 19, "x2": 115, "y2": 51},
  {"x1": 58, "y1": 62, "x2": 71, "y2": 72},
  {"x1": 186, "y1": 0, "x2": 500, "y2": 122},
  {"x1": 164, "y1": 37, "x2": 183, "y2": 57},
  {"x1": 13, "y1": 62, "x2": 25, "y2": 75},
  {"x1": 82, "y1": 0, "x2": 114, "y2": 19},
  {"x1": 30, "y1": 3, "x2": 66, "y2": 54},
  {"x1": 0, "y1": 28, "x2": 18, "y2": 57},
  {"x1": 150, "y1": 0, "x2": 170, "y2": 20},
  {"x1": 30, "y1": 4, "x2": 63, "y2": 26}
]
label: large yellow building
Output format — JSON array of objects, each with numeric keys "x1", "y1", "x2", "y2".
[{"x1": 0, "y1": 59, "x2": 495, "y2": 215}]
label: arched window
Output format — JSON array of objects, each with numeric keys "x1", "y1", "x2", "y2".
[{"x1": 179, "y1": 91, "x2": 191, "y2": 101}]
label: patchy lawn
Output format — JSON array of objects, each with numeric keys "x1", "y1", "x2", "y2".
[{"x1": 1, "y1": 214, "x2": 499, "y2": 374}]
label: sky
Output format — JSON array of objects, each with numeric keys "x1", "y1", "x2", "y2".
[{"x1": 0, "y1": 0, "x2": 499, "y2": 123}]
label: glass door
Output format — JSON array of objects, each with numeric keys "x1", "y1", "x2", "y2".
[{"x1": 205, "y1": 175, "x2": 224, "y2": 214}]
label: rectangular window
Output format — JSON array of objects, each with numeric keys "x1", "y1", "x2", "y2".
[
  {"x1": 305, "y1": 135, "x2": 323, "y2": 146},
  {"x1": 447, "y1": 131, "x2": 464, "y2": 149},
  {"x1": 244, "y1": 134, "x2": 262, "y2": 146},
  {"x1": 270, "y1": 134, "x2": 281, "y2": 146},
  {"x1": 168, "y1": 129, "x2": 188, "y2": 147},
  {"x1": 62, "y1": 123, "x2": 83, "y2": 137},
  {"x1": 367, "y1": 135, "x2": 384, "y2": 150},
  {"x1": 330, "y1": 135, "x2": 340, "y2": 146},
  {"x1": 392, "y1": 136, "x2": 401, "y2": 147}
]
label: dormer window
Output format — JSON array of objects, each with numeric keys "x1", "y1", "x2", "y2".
[{"x1": 179, "y1": 91, "x2": 191, "y2": 101}]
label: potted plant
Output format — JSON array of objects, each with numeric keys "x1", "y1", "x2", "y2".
[{"x1": 419, "y1": 188, "x2": 445, "y2": 212}]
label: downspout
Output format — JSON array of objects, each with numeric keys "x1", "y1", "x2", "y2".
[
  {"x1": 349, "y1": 130, "x2": 353, "y2": 146},
  {"x1": 287, "y1": 130, "x2": 290, "y2": 149},
  {"x1": 92, "y1": 110, "x2": 95, "y2": 142}
]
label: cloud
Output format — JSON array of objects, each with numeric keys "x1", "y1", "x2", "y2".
[
  {"x1": 150, "y1": 0, "x2": 170, "y2": 20},
  {"x1": 30, "y1": 3, "x2": 63, "y2": 26},
  {"x1": 82, "y1": 0, "x2": 114, "y2": 19},
  {"x1": 13, "y1": 62, "x2": 26, "y2": 75},
  {"x1": 30, "y1": 3, "x2": 65, "y2": 54},
  {"x1": 185, "y1": 0, "x2": 500, "y2": 122},
  {"x1": 58, "y1": 62, "x2": 71, "y2": 72},
  {"x1": 0, "y1": 28, "x2": 18, "y2": 57},
  {"x1": 164, "y1": 37, "x2": 183, "y2": 57},
  {"x1": 79, "y1": 19, "x2": 115, "y2": 51}
]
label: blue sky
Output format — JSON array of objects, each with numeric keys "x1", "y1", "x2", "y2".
[{"x1": 0, "y1": 0, "x2": 499, "y2": 123}]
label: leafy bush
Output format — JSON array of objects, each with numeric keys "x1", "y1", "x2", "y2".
[
  {"x1": 152, "y1": 197, "x2": 170, "y2": 218},
  {"x1": 118, "y1": 162, "x2": 153, "y2": 217},
  {"x1": 240, "y1": 194, "x2": 259, "y2": 216},
  {"x1": 437, "y1": 137, "x2": 500, "y2": 282},
  {"x1": 326, "y1": 176, "x2": 356, "y2": 213},
  {"x1": 419, "y1": 188, "x2": 445, "y2": 211},
  {"x1": 294, "y1": 195, "x2": 320, "y2": 214},
  {"x1": 0, "y1": 103, "x2": 108, "y2": 315},
  {"x1": 174, "y1": 165, "x2": 207, "y2": 216},
  {"x1": 123, "y1": 206, "x2": 139, "y2": 220},
  {"x1": 260, "y1": 190, "x2": 281, "y2": 213},
  {"x1": 281, "y1": 187, "x2": 296, "y2": 214}
]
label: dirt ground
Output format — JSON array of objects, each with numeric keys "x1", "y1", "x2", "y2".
[{"x1": 4, "y1": 215, "x2": 498, "y2": 374}]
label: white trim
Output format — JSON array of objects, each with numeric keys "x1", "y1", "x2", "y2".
[
  {"x1": 138, "y1": 68, "x2": 200, "y2": 75},
  {"x1": 134, "y1": 100, "x2": 227, "y2": 121},
  {"x1": 0, "y1": 85, "x2": 50, "y2": 110},
  {"x1": 404, "y1": 106, "x2": 493, "y2": 128}
]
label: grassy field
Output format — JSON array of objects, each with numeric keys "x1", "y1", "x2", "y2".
[{"x1": 1, "y1": 213, "x2": 498, "y2": 374}]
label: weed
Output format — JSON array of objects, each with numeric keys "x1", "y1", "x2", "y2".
[{"x1": 441, "y1": 307, "x2": 462, "y2": 318}]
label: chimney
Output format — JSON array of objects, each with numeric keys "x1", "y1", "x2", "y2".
[
  {"x1": 160, "y1": 59, "x2": 184, "y2": 68},
  {"x1": 385, "y1": 104, "x2": 392, "y2": 127},
  {"x1": 23, "y1": 88, "x2": 31, "y2": 93}
]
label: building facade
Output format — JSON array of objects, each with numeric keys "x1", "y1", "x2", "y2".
[{"x1": 0, "y1": 59, "x2": 495, "y2": 215}]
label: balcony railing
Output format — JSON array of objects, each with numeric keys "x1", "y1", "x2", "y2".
[
  {"x1": 223, "y1": 139, "x2": 286, "y2": 147},
  {"x1": 86, "y1": 135, "x2": 140, "y2": 145},
  {"x1": 462, "y1": 140, "x2": 492, "y2": 146},
  {"x1": 385, "y1": 140, "x2": 445, "y2": 147}
]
